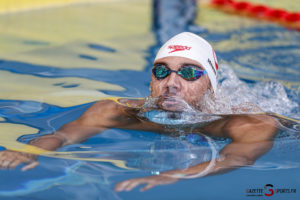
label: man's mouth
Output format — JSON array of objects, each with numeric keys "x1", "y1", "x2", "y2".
[
  {"x1": 144, "y1": 94, "x2": 192, "y2": 112},
  {"x1": 162, "y1": 96, "x2": 178, "y2": 105},
  {"x1": 159, "y1": 95, "x2": 188, "y2": 111}
]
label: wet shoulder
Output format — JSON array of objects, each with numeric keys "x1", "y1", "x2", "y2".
[
  {"x1": 116, "y1": 98, "x2": 145, "y2": 108},
  {"x1": 199, "y1": 114, "x2": 277, "y2": 141},
  {"x1": 223, "y1": 114, "x2": 278, "y2": 142},
  {"x1": 81, "y1": 98, "x2": 145, "y2": 128},
  {"x1": 79, "y1": 99, "x2": 122, "y2": 123}
]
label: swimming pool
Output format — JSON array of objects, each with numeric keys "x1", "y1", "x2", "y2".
[{"x1": 0, "y1": 0, "x2": 299, "y2": 199}]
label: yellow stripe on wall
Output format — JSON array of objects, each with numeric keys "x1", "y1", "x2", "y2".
[{"x1": 0, "y1": 0, "x2": 106, "y2": 14}]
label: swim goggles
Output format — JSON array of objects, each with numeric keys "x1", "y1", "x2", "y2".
[{"x1": 152, "y1": 64, "x2": 207, "y2": 81}]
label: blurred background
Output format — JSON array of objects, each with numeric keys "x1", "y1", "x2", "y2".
[{"x1": 0, "y1": 0, "x2": 299, "y2": 107}]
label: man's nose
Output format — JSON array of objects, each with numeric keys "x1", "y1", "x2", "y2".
[{"x1": 166, "y1": 72, "x2": 180, "y2": 93}]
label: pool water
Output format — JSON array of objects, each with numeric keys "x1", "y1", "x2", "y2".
[{"x1": 0, "y1": 0, "x2": 300, "y2": 199}]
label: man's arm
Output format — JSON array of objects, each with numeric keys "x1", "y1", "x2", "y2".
[
  {"x1": 115, "y1": 114, "x2": 278, "y2": 192},
  {"x1": 0, "y1": 100, "x2": 124, "y2": 170}
]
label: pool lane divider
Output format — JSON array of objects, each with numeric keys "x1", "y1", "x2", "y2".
[{"x1": 210, "y1": 0, "x2": 300, "y2": 31}]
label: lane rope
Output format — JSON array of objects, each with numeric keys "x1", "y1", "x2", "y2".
[{"x1": 210, "y1": 0, "x2": 300, "y2": 31}]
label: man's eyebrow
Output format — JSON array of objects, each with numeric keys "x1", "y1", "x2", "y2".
[{"x1": 153, "y1": 62, "x2": 168, "y2": 67}]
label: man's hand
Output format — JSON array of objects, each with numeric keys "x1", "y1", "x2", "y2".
[
  {"x1": 0, "y1": 150, "x2": 38, "y2": 171},
  {"x1": 115, "y1": 174, "x2": 179, "y2": 192}
]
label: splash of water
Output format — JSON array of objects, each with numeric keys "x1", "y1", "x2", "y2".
[
  {"x1": 139, "y1": 96, "x2": 222, "y2": 127},
  {"x1": 217, "y1": 64, "x2": 300, "y2": 118}
]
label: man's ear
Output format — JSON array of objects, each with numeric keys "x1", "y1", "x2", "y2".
[{"x1": 149, "y1": 81, "x2": 153, "y2": 93}]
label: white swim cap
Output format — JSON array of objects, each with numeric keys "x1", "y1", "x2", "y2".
[{"x1": 154, "y1": 32, "x2": 219, "y2": 93}]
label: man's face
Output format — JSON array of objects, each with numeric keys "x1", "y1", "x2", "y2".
[{"x1": 150, "y1": 56, "x2": 211, "y2": 111}]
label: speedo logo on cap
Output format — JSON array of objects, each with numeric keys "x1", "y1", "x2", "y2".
[
  {"x1": 168, "y1": 45, "x2": 192, "y2": 53},
  {"x1": 212, "y1": 49, "x2": 218, "y2": 71}
]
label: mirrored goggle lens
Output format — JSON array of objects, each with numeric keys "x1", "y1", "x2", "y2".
[
  {"x1": 153, "y1": 65, "x2": 169, "y2": 79},
  {"x1": 179, "y1": 67, "x2": 205, "y2": 81}
]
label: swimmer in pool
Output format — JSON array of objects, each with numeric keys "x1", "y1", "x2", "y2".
[{"x1": 0, "y1": 32, "x2": 277, "y2": 192}]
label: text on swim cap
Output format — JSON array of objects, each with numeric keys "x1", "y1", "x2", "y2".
[
  {"x1": 168, "y1": 45, "x2": 192, "y2": 53},
  {"x1": 208, "y1": 58, "x2": 217, "y2": 75}
]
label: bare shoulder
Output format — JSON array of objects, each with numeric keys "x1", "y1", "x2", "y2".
[
  {"x1": 117, "y1": 98, "x2": 145, "y2": 108},
  {"x1": 87, "y1": 98, "x2": 145, "y2": 116},
  {"x1": 76, "y1": 99, "x2": 125, "y2": 127},
  {"x1": 223, "y1": 114, "x2": 278, "y2": 142},
  {"x1": 77, "y1": 98, "x2": 145, "y2": 128},
  {"x1": 84, "y1": 99, "x2": 122, "y2": 116}
]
